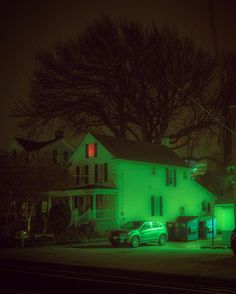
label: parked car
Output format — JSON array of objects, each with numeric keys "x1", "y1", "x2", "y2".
[
  {"x1": 231, "y1": 228, "x2": 236, "y2": 256},
  {"x1": 109, "y1": 220, "x2": 168, "y2": 248}
]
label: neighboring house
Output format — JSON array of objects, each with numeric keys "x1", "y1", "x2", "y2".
[
  {"x1": 6, "y1": 130, "x2": 74, "y2": 167},
  {"x1": 214, "y1": 196, "x2": 235, "y2": 233},
  {"x1": 214, "y1": 196, "x2": 235, "y2": 244},
  {"x1": 47, "y1": 133, "x2": 215, "y2": 233}
]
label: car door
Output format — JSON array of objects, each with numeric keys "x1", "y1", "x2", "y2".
[
  {"x1": 151, "y1": 221, "x2": 162, "y2": 240},
  {"x1": 140, "y1": 222, "x2": 153, "y2": 243}
]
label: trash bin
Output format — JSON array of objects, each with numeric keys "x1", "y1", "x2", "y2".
[
  {"x1": 174, "y1": 216, "x2": 198, "y2": 241},
  {"x1": 199, "y1": 217, "x2": 216, "y2": 239},
  {"x1": 166, "y1": 221, "x2": 176, "y2": 241}
]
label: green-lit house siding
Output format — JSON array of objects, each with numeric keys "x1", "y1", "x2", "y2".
[
  {"x1": 115, "y1": 159, "x2": 214, "y2": 226},
  {"x1": 48, "y1": 133, "x2": 215, "y2": 233}
]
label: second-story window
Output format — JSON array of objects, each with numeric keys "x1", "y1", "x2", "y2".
[
  {"x1": 166, "y1": 168, "x2": 177, "y2": 187},
  {"x1": 85, "y1": 143, "x2": 97, "y2": 158},
  {"x1": 52, "y1": 150, "x2": 58, "y2": 164},
  {"x1": 76, "y1": 166, "x2": 80, "y2": 185},
  {"x1": 104, "y1": 163, "x2": 108, "y2": 182},
  {"x1": 84, "y1": 165, "x2": 89, "y2": 184}
]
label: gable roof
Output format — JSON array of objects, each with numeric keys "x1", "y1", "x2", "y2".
[
  {"x1": 15, "y1": 137, "x2": 73, "y2": 152},
  {"x1": 91, "y1": 133, "x2": 189, "y2": 168}
]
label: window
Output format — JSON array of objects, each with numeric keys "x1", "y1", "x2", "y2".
[
  {"x1": 74, "y1": 197, "x2": 78, "y2": 209},
  {"x1": 151, "y1": 195, "x2": 155, "y2": 216},
  {"x1": 63, "y1": 151, "x2": 69, "y2": 164},
  {"x1": 95, "y1": 164, "x2": 99, "y2": 183},
  {"x1": 159, "y1": 196, "x2": 163, "y2": 216},
  {"x1": 151, "y1": 196, "x2": 163, "y2": 216},
  {"x1": 202, "y1": 201, "x2": 207, "y2": 212},
  {"x1": 76, "y1": 166, "x2": 80, "y2": 185},
  {"x1": 142, "y1": 222, "x2": 152, "y2": 230},
  {"x1": 202, "y1": 201, "x2": 211, "y2": 214},
  {"x1": 180, "y1": 207, "x2": 185, "y2": 216},
  {"x1": 96, "y1": 194, "x2": 105, "y2": 209},
  {"x1": 207, "y1": 202, "x2": 211, "y2": 213},
  {"x1": 166, "y1": 168, "x2": 177, "y2": 187},
  {"x1": 104, "y1": 163, "x2": 108, "y2": 182},
  {"x1": 52, "y1": 150, "x2": 58, "y2": 164},
  {"x1": 152, "y1": 221, "x2": 162, "y2": 228},
  {"x1": 84, "y1": 165, "x2": 89, "y2": 184},
  {"x1": 86, "y1": 143, "x2": 97, "y2": 158}
]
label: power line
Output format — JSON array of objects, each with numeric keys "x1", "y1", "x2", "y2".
[{"x1": 163, "y1": 74, "x2": 236, "y2": 137}]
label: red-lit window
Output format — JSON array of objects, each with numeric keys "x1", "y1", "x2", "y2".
[{"x1": 86, "y1": 143, "x2": 97, "y2": 158}]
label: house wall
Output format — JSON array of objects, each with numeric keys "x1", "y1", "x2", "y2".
[
  {"x1": 6, "y1": 138, "x2": 74, "y2": 166},
  {"x1": 57, "y1": 133, "x2": 215, "y2": 233},
  {"x1": 115, "y1": 160, "x2": 214, "y2": 228},
  {"x1": 70, "y1": 133, "x2": 116, "y2": 186},
  {"x1": 215, "y1": 204, "x2": 235, "y2": 232}
]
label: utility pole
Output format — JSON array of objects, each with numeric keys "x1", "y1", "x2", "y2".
[{"x1": 229, "y1": 105, "x2": 236, "y2": 228}]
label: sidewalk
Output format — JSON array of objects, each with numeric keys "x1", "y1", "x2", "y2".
[{"x1": 81, "y1": 234, "x2": 231, "y2": 249}]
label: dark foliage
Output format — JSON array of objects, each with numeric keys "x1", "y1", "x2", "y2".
[
  {"x1": 48, "y1": 202, "x2": 71, "y2": 239},
  {"x1": 14, "y1": 16, "x2": 215, "y2": 146}
]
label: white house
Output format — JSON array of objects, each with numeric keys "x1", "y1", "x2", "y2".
[
  {"x1": 47, "y1": 133, "x2": 215, "y2": 233},
  {"x1": 6, "y1": 130, "x2": 74, "y2": 167}
]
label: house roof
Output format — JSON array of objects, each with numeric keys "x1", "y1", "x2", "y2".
[
  {"x1": 91, "y1": 133, "x2": 189, "y2": 168},
  {"x1": 15, "y1": 137, "x2": 59, "y2": 152},
  {"x1": 215, "y1": 196, "x2": 235, "y2": 205},
  {"x1": 15, "y1": 138, "x2": 71, "y2": 152}
]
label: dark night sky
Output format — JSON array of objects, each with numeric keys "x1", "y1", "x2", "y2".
[{"x1": 1, "y1": 0, "x2": 236, "y2": 150}]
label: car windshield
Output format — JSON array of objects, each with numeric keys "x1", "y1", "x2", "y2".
[{"x1": 121, "y1": 221, "x2": 143, "y2": 229}]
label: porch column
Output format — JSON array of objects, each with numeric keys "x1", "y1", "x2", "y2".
[{"x1": 68, "y1": 196, "x2": 73, "y2": 211}]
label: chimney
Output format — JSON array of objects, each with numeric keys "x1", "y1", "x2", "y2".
[{"x1": 54, "y1": 130, "x2": 64, "y2": 140}]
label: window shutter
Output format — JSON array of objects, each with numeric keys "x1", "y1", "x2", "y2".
[
  {"x1": 85, "y1": 144, "x2": 89, "y2": 158},
  {"x1": 159, "y1": 196, "x2": 163, "y2": 216},
  {"x1": 104, "y1": 163, "x2": 108, "y2": 182},
  {"x1": 151, "y1": 196, "x2": 155, "y2": 216},
  {"x1": 76, "y1": 166, "x2": 80, "y2": 185},
  {"x1": 95, "y1": 164, "x2": 99, "y2": 183},
  {"x1": 99, "y1": 164, "x2": 104, "y2": 184},
  {"x1": 84, "y1": 165, "x2": 89, "y2": 184},
  {"x1": 202, "y1": 201, "x2": 207, "y2": 212},
  {"x1": 94, "y1": 143, "x2": 97, "y2": 157},
  {"x1": 166, "y1": 168, "x2": 169, "y2": 186},
  {"x1": 173, "y1": 169, "x2": 177, "y2": 186}
]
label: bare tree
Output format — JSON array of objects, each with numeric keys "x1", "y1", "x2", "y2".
[
  {"x1": 0, "y1": 153, "x2": 72, "y2": 240},
  {"x1": 217, "y1": 52, "x2": 236, "y2": 166},
  {"x1": 14, "y1": 16, "x2": 215, "y2": 144}
]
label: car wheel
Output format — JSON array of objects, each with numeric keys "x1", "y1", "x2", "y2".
[
  {"x1": 131, "y1": 236, "x2": 140, "y2": 248},
  {"x1": 159, "y1": 234, "x2": 167, "y2": 246}
]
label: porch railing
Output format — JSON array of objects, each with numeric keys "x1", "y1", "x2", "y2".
[
  {"x1": 78, "y1": 208, "x2": 92, "y2": 225},
  {"x1": 96, "y1": 208, "x2": 115, "y2": 220},
  {"x1": 72, "y1": 207, "x2": 115, "y2": 225}
]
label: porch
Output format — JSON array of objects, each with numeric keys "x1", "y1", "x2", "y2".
[{"x1": 48, "y1": 185, "x2": 117, "y2": 232}]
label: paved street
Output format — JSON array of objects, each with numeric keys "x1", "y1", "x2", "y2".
[
  {"x1": 0, "y1": 239, "x2": 235, "y2": 283},
  {"x1": 1, "y1": 259, "x2": 236, "y2": 294}
]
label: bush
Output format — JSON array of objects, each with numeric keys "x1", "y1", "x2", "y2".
[{"x1": 48, "y1": 202, "x2": 71, "y2": 241}]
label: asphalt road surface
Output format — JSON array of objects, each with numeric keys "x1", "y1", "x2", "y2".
[
  {"x1": 1, "y1": 260, "x2": 236, "y2": 294},
  {"x1": 0, "y1": 241, "x2": 236, "y2": 293}
]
